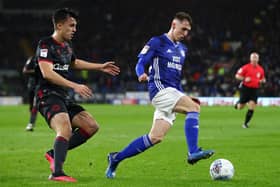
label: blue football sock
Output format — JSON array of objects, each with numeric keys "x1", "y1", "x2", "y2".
[
  {"x1": 115, "y1": 134, "x2": 153, "y2": 162},
  {"x1": 185, "y1": 112, "x2": 199, "y2": 154}
]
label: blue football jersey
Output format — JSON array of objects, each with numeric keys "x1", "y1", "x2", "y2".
[{"x1": 136, "y1": 34, "x2": 187, "y2": 100}]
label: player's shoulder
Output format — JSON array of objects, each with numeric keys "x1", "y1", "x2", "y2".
[
  {"x1": 148, "y1": 35, "x2": 162, "y2": 46},
  {"x1": 242, "y1": 63, "x2": 251, "y2": 68},
  {"x1": 66, "y1": 40, "x2": 74, "y2": 48},
  {"x1": 30, "y1": 56, "x2": 37, "y2": 63},
  {"x1": 178, "y1": 42, "x2": 187, "y2": 51},
  {"x1": 38, "y1": 36, "x2": 53, "y2": 46}
]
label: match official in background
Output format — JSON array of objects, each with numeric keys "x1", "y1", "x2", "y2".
[
  {"x1": 22, "y1": 56, "x2": 38, "y2": 131},
  {"x1": 106, "y1": 12, "x2": 214, "y2": 179},
  {"x1": 35, "y1": 8, "x2": 120, "y2": 182},
  {"x1": 235, "y1": 52, "x2": 266, "y2": 128}
]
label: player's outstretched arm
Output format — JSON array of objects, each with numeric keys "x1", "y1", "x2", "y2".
[
  {"x1": 39, "y1": 61, "x2": 92, "y2": 98},
  {"x1": 72, "y1": 59, "x2": 120, "y2": 76}
]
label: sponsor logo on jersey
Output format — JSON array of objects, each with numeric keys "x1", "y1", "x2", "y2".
[
  {"x1": 172, "y1": 56, "x2": 181, "y2": 63},
  {"x1": 40, "y1": 49, "x2": 48, "y2": 58},
  {"x1": 167, "y1": 61, "x2": 182, "y2": 71},
  {"x1": 53, "y1": 64, "x2": 69, "y2": 71},
  {"x1": 140, "y1": 45, "x2": 150, "y2": 54}
]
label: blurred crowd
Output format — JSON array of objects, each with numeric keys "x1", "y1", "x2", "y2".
[{"x1": 0, "y1": 0, "x2": 279, "y2": 100}]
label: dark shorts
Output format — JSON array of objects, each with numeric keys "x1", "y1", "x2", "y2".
[
  {"x1": 239, "y1": 85, "x2": 258, "y2": 104},
  {"x1": 38, "y1": 93, "x2": 85, "y2": 126}
]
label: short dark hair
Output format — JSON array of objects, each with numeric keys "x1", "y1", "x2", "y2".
[
  {"x1": 52, "y1": 8, "x2": 78, "y2": 25},
  {"x1": 174, "y1": 12, "x2": 192, "y2": 26}
]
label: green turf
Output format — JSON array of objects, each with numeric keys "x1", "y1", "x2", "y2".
[{"x1": 0, "y1": 105, "x2": 279, "y2": 187}]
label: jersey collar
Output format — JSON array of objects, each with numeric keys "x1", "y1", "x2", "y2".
[{"x1": 164, "y1": 34, "x2": 179, "y2": 47}]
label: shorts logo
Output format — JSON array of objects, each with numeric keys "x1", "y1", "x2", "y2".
[
  {"x1": 51, "y1": 104, "x2": 61, "y2": 112},
  {"x1": 40, "y1": 49, "x2": 48, "y2": 57}
]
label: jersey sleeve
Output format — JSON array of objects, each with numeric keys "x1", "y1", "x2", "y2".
[
  {"x1": 135, "y1": 37, "x2": 160, "y2": 77},
  {"x1": 36, "y1": 40, "x2": 54, "y2": 64},
  {"x1": 24, "y1": 57, "x2": 33, "y2": 70},
  {"x1": 137, "y1": 37, "x2": 160, "y2": 58},
  {"x1": 236, "y1": 65, "x2": 247, "y2": 77},
  {"x1": 26, "y1": 57, "x2": 36, "y2": 70}
]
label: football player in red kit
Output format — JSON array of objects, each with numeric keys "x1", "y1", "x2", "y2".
[{"x1": 235, "y1": 52, "x2": 266, "y2": 128}]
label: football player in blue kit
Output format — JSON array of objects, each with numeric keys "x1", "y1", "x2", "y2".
[{"x1": 106, "y1": 12, "x2": 214, "y2": 178}]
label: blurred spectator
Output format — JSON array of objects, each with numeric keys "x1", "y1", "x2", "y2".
[{"x1": 0, "y1": 0, "x2": 279, "y2": 99}]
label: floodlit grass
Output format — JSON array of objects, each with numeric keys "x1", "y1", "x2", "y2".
[{"x1": 0, "y1": 104, "x2": 279, "y2": 187}]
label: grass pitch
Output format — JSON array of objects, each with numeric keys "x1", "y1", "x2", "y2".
[{"x1": 0, "y1": 105, "x2": 279, "y2": 187}]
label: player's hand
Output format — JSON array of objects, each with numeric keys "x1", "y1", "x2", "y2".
[
  {"x1": 244, "y1": 77, "x2": 251, "y2": 82},
  {"x1": 73, "y1": 84, "x2": 93, "y2": 98},
  {"x1": 138, "y1": 73, "x2": 148, "y2": 82},
  {"x1": 259, "y1": 79, "x2": 266, "y2": 84},
  {"x1": 101, "y1": 61, "x2": 120, "y2": 76}
]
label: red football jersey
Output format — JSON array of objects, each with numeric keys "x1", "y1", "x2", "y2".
[{"x1": 236, "y1": 62, "x2": 265, "y2": 88}]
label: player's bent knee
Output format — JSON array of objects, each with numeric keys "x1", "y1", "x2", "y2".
[
  {"x1": 57, "y1": 127, "x2": 72, "y2": 140},
  {"x1": 90, "y1": 122, "x2": 99, "y2": 134},
  {"x1": 84, "y1": 121, "x2": 99, "y2": 136},
  {"x1": 149, "y1": 134, "x2": 164, "y2": 145}
]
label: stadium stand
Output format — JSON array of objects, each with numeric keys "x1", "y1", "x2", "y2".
[{"x1": 0, "y1": 0, "x2": 279, "y2": 102}]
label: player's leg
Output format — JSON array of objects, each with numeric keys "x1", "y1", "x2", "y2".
[
  {"x1": 106, "y1": 118, "x2": 171, "y2": 178},
  {"x1": 149, "y1": 119, "x2": 171, "y2": 144},
  {"x1": 30, "y1": 96, "x2": 38, "y2": 125},
  {"x1": 174, "y1": 95, "x2": 214, "y2": 164},
  {"x1": 113, "y1": 118, "x2": 170, "y2": 161},
  {"x1": 174, "y1": 96, "x2": 200, "y2": 153},
  {"x1": 46, "y1": 112, "x2": 76, "y2": 182},
  {"x1": 49, "y1": 114, "x2": 76, "y2": 182},
  {"x1": 235, "y1": 102, "x2": 246, "y2": 110},
  {"x1": 26, "y1": 91, "x2": 37, "y2": 131},
  {"x1": 39, "y1": 95, "x2": 76, "y2": 182},
  {"x1": 68, "y1": 110, "x2": 99, "y2": 150},
  {"x1": 239, "y1": 87, "x2": 257, "y2": 128},
  {"x1": 235, "y1": 86, "x2": 248, "y2": 110},
  {"x1": 106, "y1": 87, "x2": 177, "y2": 178},
  {"x1": 46, "y1": 107, "x2": 98, "y2": 153},
  {"x1": 242, "y1": 100, "x2": 257, "y2": 128},
  {"x1": 49, "y1": 113, "x2": 72, "y2": 175},
  {"x1": 235, "y1": 96, "x2": 247, "y2": 110}
]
